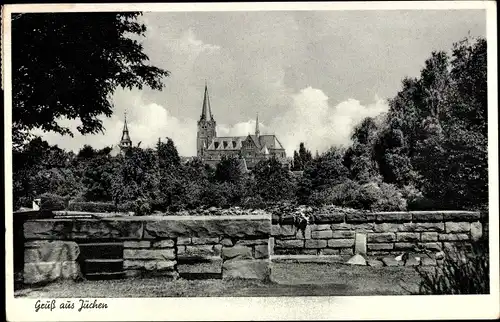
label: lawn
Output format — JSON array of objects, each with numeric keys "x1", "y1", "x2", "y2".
[{"x1": 15, "y1": 262, "x2": 422, "y2": 298}]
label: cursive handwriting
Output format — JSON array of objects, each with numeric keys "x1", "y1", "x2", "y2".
[{"x1": 34, "y1": 299, "x2": 108, "y2": 312}]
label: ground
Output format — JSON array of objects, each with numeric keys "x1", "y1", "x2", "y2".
[{"x1": 15, "y1": 262, "x2": 422, "y2": 297}]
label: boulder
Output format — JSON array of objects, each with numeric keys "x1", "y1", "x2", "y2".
[
  {"x1": 367, "y1": 259, "x2": 384, "y2": 267},
  {"x1": 346, "y1": 254, "x2": 366, "y2": 266},
  {"x1": 222, "y1": 260, "x2": 270, "y2": 280},
  {"x1": 24, "y1": 261, "x2": 80, "y2": 284},
  {"x1": 24, "y1": 241, "x2": 80, "y2": 263},
  {"x1": 382, "y1": 257, "x2": 403, "y2": 267}
]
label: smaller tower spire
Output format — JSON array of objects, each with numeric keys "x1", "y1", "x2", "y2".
[
  {"x1": 255, "y1": 113, "x2": 260, "y2": 137},
  {"x1": 120, "y1": 112, "x2": 132, "y2": 150}
]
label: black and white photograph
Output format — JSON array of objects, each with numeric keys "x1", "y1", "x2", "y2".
[{"x1": 4, "y1": 1, "x2": 499, "y2": 321}]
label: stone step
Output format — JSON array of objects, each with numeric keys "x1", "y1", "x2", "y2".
[
  {"x1": 83, "y1": 259, "x2": 124, "y2": 274},
  {"x1": 79, "y1": 242, "x2": 123, "y2": 260},
  {"x1": 270, "y1": 254, "x2": 348, "y2": 264},
  {"x1": 85, "y1": 271, "x2": 125, "y2": 280}
]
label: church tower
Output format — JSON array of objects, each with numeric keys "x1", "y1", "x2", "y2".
[
  {"x1": 197, "y1": 83, "x2": 217, "y2": 157},
  {"x1": 119, "y1": 112, "x2": 132, "y2": 154}
]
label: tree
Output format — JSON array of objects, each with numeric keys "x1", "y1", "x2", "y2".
[
  {"x1": 253, "y1": 157, "x2": 295, "y2": 202},
  {"x1": 214, "y1": 156, "x2": 244, "y2": 184},
  {"x1": 344, "y1": 117, "x2": 380, "y2": 183},
  {"x1": 292, "y1": 142, "x2": 312, "y2": 171},
  {"x1": 12, "y1": 12, "x2": 169, "y2": 145}
]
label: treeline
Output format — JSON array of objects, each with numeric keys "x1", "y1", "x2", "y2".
[{"x1": 12, "y1": 36, "x2": 487, "y2": 213}]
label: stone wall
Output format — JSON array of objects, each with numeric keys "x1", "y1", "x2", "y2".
[
  {"x1": 22, "y1": 214, "x2": 271, "y2": 284},
  {"x1": 272, "y1": 210, "x2": 484, "y2": 258}
]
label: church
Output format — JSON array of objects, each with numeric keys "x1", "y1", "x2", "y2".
[{"x1": 197, "y1": 84, "x2": 288, "y2": 170}]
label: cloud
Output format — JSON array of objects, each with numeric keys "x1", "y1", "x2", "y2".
[{"x1": 271, "y1": 87, "x2": 389, "y2": 155}]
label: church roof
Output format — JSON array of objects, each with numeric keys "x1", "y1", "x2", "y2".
[
  {"x1": 205, "y1": 134, "x2": 285, "y2": 151},
  {"x1": 258, "y1": 135, "x2": 284, "y2": 150}
]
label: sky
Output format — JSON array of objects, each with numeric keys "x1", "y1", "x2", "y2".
[{"x1": 37, "y1": 9, "x2": 486, "y2": 156}]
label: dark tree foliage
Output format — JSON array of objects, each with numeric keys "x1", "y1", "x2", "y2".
[
  {"x1": 12, "y1": 12, "x2": 169, "y2": 144},
  {"x1": 292, "y1": 142, "x2": 312, "y2": 171},
  {"x1": 214, "y1": 156, "x2": 244, "y2": 184},
  {"x1": 253, "y1": 157, "x2": 295, "y2": 202}
]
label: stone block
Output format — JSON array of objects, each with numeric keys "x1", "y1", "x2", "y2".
[
  {"x1": 179, "y1": 245, "x2": 219, "y2": 257},
  {"x1": 421, "y1": 232, "x2": 439, "y2": 242},
  {"x1": 401, "y1": 223, "x2": 445, "y2": 232},
  {"x1": 311, "y1": 230, "x2": 333, "y2": 239},
  {"x1": 331, "y1": 223, "x2": 375, "y2": 231},
  {"x1": 438, "y1": 233, "x2": 469, "y2": 241},
  {"x1": 275, "y1": 239, "x2": 304, "y2": 248},
  {"x1": 321, "y1": 249, "x2": 340, "y2": 255},
  {"x1": 124, "y1": 270, "x2": 142, "y2": 278},
  {"x1": 314, "y1": 213, "x2": 345, "y2": 223},
  {"x1": 418, "y1": 242, "x2": 442, "y2": 251},
  {"x1": 340, "y1": 248, "x2": 354, "y2": 255},
  {"x1": 327, "y1": 239, "x2": 354, "y2": 248},
  {"x1": 123, "y1": 248, "x2": 175, "y2": 260},
  {"x1": 354, "y1": 233, "x2": 367, "y2": 255},
  {"x1": 367, "y1": 243, "x2": 394, "y2": 251},
  {"x1": 124, "y1": 260, "x2": 175, "y2": 271},
  {"x1": 24, "y1": 261, "x2": 80, "y2": 284},
  {"x1": 382, "y1": 257, "x2": 403, "y2": 267},
  {"x1": 346, "y1": 213, "x2": 376, "y2": 223},
  {"x1": 396, "y1": 232, "x2": 420, "y2": 242},
  {"x1": 221, "y1": 238, "x2": 234, "y2": 246},
  {"x1": 24, "y1": 220, "x2": 74, "y2": 240},
  {"x1": 305, "y1": 239, "x2": 327, "y2": 249},
  {"x1": 222, "y1": 245, "x2": 253, "y2": 260},
  {"x1": 411, "y1": 212, "x2": 444, "y2": 222},
  {"x1": 373, "y1": 223, "x2": 404, "y2": 232},
  {"x1": 367, "y1": 259, "x2": 384, "y2": 267},
  {"x1": 269, "y1": 237, "x2": 274, "y2": 255},
  {"x1": 177, "y1": 257, "x2": 223, "y2": 274},
  {"x1": 312, "y1": 224, "x2": 334, "y2": 231},
  {"x1": 375, "y1": 212, "x2": 412, "y2": 222},
  {"x1": 124, "y1": 241, "x2": 151, "y2": 248},
  {"x1": 405, "y1": 255, "x2": 421, "y2": 267},
  {"x1": 152, "y1": 239, "x2": 174, "y2": 248},
  {"x1": 279, "y1": 225, "x2": 297, "y2": 236},
  {"x1": 367, "y1": 232, "x2": 396, "y2": 243},
  {"x1": 442, "y1": 212, "x2": 480, "y2": 222},
  {"x1": 144, "y1": 216, "x2": 270, "y2": 238},
  {"x1": 254, "y1": 245, "x2": 269, "y2": 259},
  {"x1": 471, "y1": 222, "x2": 483, "y2": 241},
  {"x1": 445, "y1": 222, "x2": 471, "y2": 233},
  {"x1": 177, "y1": 237, "x2": 191, "y2": 245},
  {"x1": 24, "y1": 241, "x2": 79, "y2": 263},
  {"x1": 222, "y1": 259, "x2": 270, "y2": 280},
  {"x1": 71, "y1": 219, "x2": 143, "y2": 240},
  {"x1": 394, "y1": 242, "x2": 417, "y2": 250},
  {"x1": 191, "y1": 237, "x2": 219, "y2": 245},
  {"x1": 236, "y1": 239, "x2": 269, "y2": 246},
  {"x1": 332, "y1": 231, "x2": 356, "y2": 239}
]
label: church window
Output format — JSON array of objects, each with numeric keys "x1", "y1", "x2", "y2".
[{"x1": 214, "y1": 142, "x2": 219, "y2": 149}]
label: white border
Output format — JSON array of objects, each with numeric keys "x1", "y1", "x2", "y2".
[{"x1": 3, "y1": 2, "x2": 499, "y2": 321}]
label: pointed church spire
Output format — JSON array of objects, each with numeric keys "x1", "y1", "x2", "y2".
[
  {"x1": 120, "y1": 112, "x2": 132, "y2": 147},
  {"x1": 201, "y1": 81, "x2": 213, "y2": 120},
  {"x1": 255, "y1": 113, "x2": 260, "y2": 137}
]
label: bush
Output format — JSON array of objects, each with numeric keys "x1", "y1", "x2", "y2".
[
  {"x1": 67, "y1": 201, "x2": 117, "y2": 212},
  {"x1": 240, "y1": 195, "x2": 267, "y2": 209},
  {"x1": 116, "y1": 199, "x2": 152, "y2": 215},
  {"x1": 370, "y1": 182, "x2": 407, "y2": 211},
  {"x1": 38, "y1": 193, "x2": 67, "y2": 211},
  {"x1": 308, "y1": 180, "x2": 406, "y2": 211},
  {"x1": 415, "y1": 239, "x2": 489, "y2": 294}
]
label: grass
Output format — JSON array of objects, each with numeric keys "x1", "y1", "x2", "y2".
[
  {"x1": 15, "y1": 262, "x2": 421, "y2": 298},
  {"x1": 414, "y1": 240, "x2": 489, "y2": 295}
]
